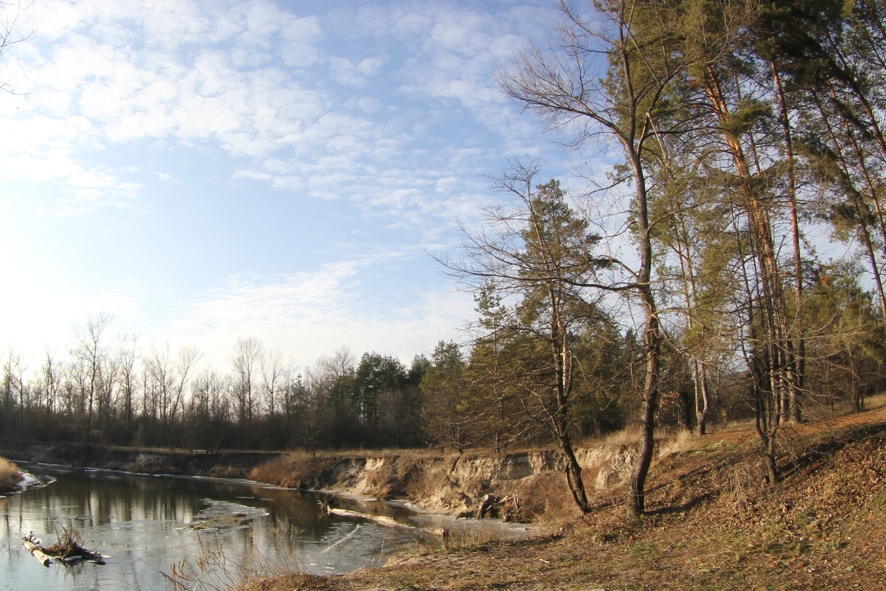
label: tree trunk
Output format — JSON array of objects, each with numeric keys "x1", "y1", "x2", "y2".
[
  {"x1": 772, "y1": 61, "x2": 805, "y2": 424},
  {"x1": 561, "y1": 435, "x2": 591, "y2": 514},
  {"x1": 629, "y1": 308, "x2": 661, "y2": 517},
  {"x1": 625, "y1": 129, "x2": 662, "y2": 517},
  {"x1": 694, "y1": 360, "x2": 711, "y2": 436}
]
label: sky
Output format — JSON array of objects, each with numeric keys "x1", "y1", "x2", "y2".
[{"x1": 0, "y1": 0, "x2": 575, "y2": 372}]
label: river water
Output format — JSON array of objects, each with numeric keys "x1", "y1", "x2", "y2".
[{"x1": 0, "y1": 463, "x2": 531, "y2": 591}]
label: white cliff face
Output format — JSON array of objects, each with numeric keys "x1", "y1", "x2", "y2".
[{"x1": 321, "y1": 445, "x2": 640, "y2": 519}]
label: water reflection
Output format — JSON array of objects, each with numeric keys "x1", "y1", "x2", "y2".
[{"x1": 0, "y1": 464, "x2": 531, "y2": 591}]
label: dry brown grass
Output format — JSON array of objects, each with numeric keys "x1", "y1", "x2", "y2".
[
  {"x1": 234, "y1": 574, "x2": 340, "y2": 591},
  {"x1": 249, "y1": 454, "x2": 342, "y2": 489},
  {"x1": 399, "y1": 459, "x2": 453, "y2": 500},
  {"x1": 264, "y1": 408, "x2": 886, "y2": 591},
  {"x1": 168, "y1": 531, "x2": 311, "y2": 591},
  {"x1": 362, "y1": 462, "x2": 403, "y2": 498},
  {"x1": 249, "y1": 451, "x2": 457, "y2": 502},
  {"x1": 211, "y1": 465, "x2": 250, "y2": 479},
  {"x1": 656, "y1": 427, "x2": 697, "y2": 458},
  {"x1": 511, "y1": 470, "x2": 575, "y2": 523},
  {"x1": 341, "y1": 455, "x2": 447, "y2": 500},
  {"x1": 0, "y1": 456, "x2": 23, "y2": 494}
]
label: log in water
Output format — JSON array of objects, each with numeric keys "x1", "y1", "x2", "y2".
[{"x1": 23, "y1": 539, "x2": 52, "y2": 566}]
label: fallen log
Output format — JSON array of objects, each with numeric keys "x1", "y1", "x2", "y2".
[
  {"x1": 23, "y1": 538, "x2": 51, "y2": 566},
  {"x1": 318, "y1": 496, "x2": 413, "y2": 528},
  {"x1": 24, "y1": 526, "x2": 105, "y2": 565},
  {"x1": 327, "y1": 507, "x2": 405, "y2": 527}
]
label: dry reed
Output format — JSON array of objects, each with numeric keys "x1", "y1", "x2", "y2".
[{"x1": 165, "y1": 531, "x2": 309, "y2": 591}]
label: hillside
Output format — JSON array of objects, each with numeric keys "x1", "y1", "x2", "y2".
[{"x1": 247, "y1": 400, "x2": 886, "y2": 590}]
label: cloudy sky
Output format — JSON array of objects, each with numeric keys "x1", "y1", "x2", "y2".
[{"x1": 0, "y1": 0, "x2": 575, "y2": 370}]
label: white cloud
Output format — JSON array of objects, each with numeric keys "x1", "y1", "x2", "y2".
[
  {"x1": 354, "y1": 96, "x2": 383, "y2": 113},
  {"x1": 0, "y1": 0, "x2": 558, "y2": 226},
  {"x1": 167, "y1": 259, "x2": 474, "y2": 368},
  {"x1": 0, "y1": 0, "x2": 336, "y2": 210},
  {"x1": 0, "y1": 0, "x2": 577, "y2": 381},
  {"x1": 329, "y1": 56, "x2": 386, "y2": 87}
]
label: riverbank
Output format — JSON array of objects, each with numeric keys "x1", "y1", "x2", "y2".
[
  {"x1": 247, "y1": 444, "x2": 639, "y2": 520},
  {"x1": 248, "y1": 403, "x2": 886, "y2": 590},
  {"x1": 0, "y1": 439, "x2": 281, "y2": 478},
  {"x1": 0, "y1": 438, "x2": 640, "y2": 522},
  {"x1": 4, "y1": 403, "x2": 886, "y2": 589}
]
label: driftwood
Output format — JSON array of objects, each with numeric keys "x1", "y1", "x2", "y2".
[
  {"x1": 23, "y1": 527, "x2": 105, "y2": 566},
  {"x1": 318, "y1": 497, "x2": 408, "y2": 528},
  {"x1": 455, "y1": 494, "x2": 521, "y2": 521},
  {"x1": 477, "y1": 494, "x2": 499, "y2": 519},
  {"x1": 327, "y1": 507, "x2": 405, "y2": 527},
  {"x1": 23, "y1": 536, "x2": 51, "y2": 566}
]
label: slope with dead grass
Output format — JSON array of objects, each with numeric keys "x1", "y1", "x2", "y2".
[
  {"x1": 0, "y1": 455, "x2": 23, "y2": 494},
  {"x1": 242, "y1": 403, "x2": 886, "y2": 590}
]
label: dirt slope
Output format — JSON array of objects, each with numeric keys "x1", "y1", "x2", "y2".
[{"x1": 248, "y1": 445, "x2": 638, "y2": 520}]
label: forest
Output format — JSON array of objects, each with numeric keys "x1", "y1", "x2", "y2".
[{"x1": 2, "y1": 0, "x2": 886, "y2": 516}]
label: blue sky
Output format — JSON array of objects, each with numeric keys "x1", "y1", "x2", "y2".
[{"x1": 0, "y1": 0, "x2": 574, "y2": 369}]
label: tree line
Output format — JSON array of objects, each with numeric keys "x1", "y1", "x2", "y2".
[
  {"x1": 0, "y1": 310, "x2": 634, "y2": 455},
  {"x1": 0, "y1": 320, "x2": 431, "y2": 453}
]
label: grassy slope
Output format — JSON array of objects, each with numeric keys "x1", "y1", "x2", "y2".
[{"x1": 249, "y1": 402, "x2": 886, "y2": 591}]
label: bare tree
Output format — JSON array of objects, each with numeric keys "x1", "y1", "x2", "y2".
[
  {"x1": 2, "y1": 343, "x2": 27, "y2": 430},
  {"x1": 261, "y1": 348, "x2": 286, "y2": 448},
  {"x1": 231, "y1": 337, "x2": 263, "y2": 445},
  {"x1": 261, "y1": 348, "x2": 285, "y2": 419},
  {"x1": 115, "y1": 335, "x2": 139, "y2": 438},
  {"x1": 39, "y1": 346, "x2": 62, "y2": 434},
  {"x1": 144, "y1": 342, "x2": 201, "y2": 445},
  {"x1": 71, "y1": 312, "x2": 112, "y2": 447},
  {"x1": 96, "y1": 350, "x2": 118, "y2": 441},
  {"x1": 189, "y1": 368, "x2": 232, "y2": 452},
  {"x1": 0, "y1": 1, "x2": 33, "y2": 95}
]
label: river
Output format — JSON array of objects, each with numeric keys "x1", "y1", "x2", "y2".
[{"x1": 0, "y1": 463, "x2": 531, "y2": 591}]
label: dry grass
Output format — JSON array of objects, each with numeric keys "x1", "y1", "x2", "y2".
[
  {"x1": 0, "y1": 456, "x2": 23, "y2": 493},
  {"x1": 362, "y1": 462, "x2": 402, "y2": 498},
  {"x1": 249, "y1": 455, "x2": 342, "y2": 489},
  {"x1": 656, "y1": 427, "x2": 697, "y2": 458},
  {"x1": 249, "y1": 451, "x2": 455, "y2": 502},
  {"x1": 234, "y1": 574, "x2": 340, "y2": 591},
  {"x1": 168, "y1": 531, "x2": 312, "y2": 591},
  {"x1": 511, "y1": 470, "x2": 575, "y2": 523},
  {"x1": 393, "y1": 458, "x2": 453, "y2": 502},
  {"x1": 272, "y1": 409, "x2": 886, "y2": 591},
  {"x1": 408, "y1": 522, "x2": 513, "y2": 556},
  {"x1": 211, "y1": 465, "x2": 250, "y2": 479},
  {"x1": 586, "y1": 425, "x2": 701, "y2": 450}
]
